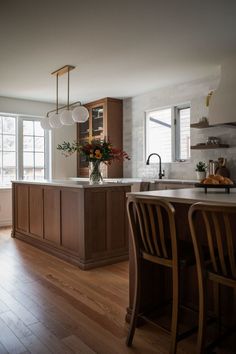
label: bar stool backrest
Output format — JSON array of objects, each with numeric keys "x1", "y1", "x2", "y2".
[
  {"x1": 127, "y1": 196, "x2": 178, "y2": 267},
  {"x1": 189, "y1": 202, "x2": 236, "y2": 280}
]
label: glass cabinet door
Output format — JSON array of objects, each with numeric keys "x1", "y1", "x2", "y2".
[
  {"x1": 78, "y1": 119, "x2": 89, "y2": 140},
  {"x1": 79, "y1": 153, "x2": 88, "y2": 168},
  {"x1": 92, "y1": 105, "x2": 104, "y2": 138}
]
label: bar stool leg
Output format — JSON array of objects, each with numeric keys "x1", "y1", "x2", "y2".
[
  {"x1": 213, "y1": 283, "x2": 221, "y2": 335},
  {"x1": 170, "y1": 266, "x2": 179, "y2": 354},
  {"x1": 126, "y1": 260, "x2": 141, "y2": 346},
  {"x1": 197, "y1": 273, "x2": 207, "y2": 354}
]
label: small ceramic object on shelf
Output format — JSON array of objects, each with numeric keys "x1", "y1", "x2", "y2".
[{"x1": 206, "y1": 136, "x2": 220, "y2": 145}]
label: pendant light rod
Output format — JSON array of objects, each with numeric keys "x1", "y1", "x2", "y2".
[
  {"x1": 56, "y1": 73, "x2": 59, "y2": 114},
  {"x1": 43, "y1": 64, "x2": 89, "y2": 126},
  {"x1": 67, "y1": 66, "x2": 70, "y2": 110},
  {"x1": 46, "y1": 100, "x2": 82, "y2": 117},
  {"x1": 46, "y1": 64, "x2": 78, "y2": 117}
]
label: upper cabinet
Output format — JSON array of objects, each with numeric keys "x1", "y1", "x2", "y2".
[{"x1": 77, "y1": 97, "x2": 123, "y2": 178}]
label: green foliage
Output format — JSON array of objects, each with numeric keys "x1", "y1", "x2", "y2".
[
  {"x1": 57, "y1": 137, "x2": 130, "y2": 164},
  {"x1": 195, "y1": 161, "x2": 207, "y2": 172}
]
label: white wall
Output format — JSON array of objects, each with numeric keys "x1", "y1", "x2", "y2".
[
  {"x1": 0, "y1": 96, "x2": 54, "y2": 117},
  {"x1": 0, "y1": 189, "x2": 12, "y2": 226},
  {"x1": 0, "y1": 96, "x2": 77, "y2": 226},
  {"x1": 51, "y1": 126, "x2": 77, "y2": 179},
  {"x1": 123, "y1": 74, "x2": 236, "y2": 180}
]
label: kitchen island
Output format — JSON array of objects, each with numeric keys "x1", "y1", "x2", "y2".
[
  {"x1": 126, "y1": 188, "x2": 236, "y2": 323},
  {"x1": 12, "y1": 180, "x2": 131, "y2": 269}
]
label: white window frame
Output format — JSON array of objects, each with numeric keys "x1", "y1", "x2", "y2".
[
  {"x1": 145, "y1": 103, "x2": 190, "y2": 163},
  {"x1": 0, "y1": 115, "x2": 17, "y2": 185},
  {"x1": 18, "y1": 116, "x2": 50, "y2": 180},
  {"x1": 0, "y1": 113, "x2": 50, "y2": 185}
]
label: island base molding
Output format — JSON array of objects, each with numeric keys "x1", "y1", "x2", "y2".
[
  {"x1": 12, "y1": 182, "x2": 131, "y2": 270},
  {"x1": 13, "y1": 230, "x2": 128, "y2": 269}
]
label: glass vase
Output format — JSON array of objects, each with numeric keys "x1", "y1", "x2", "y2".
[{"x1": 89, "y1": 160, "x2": 104, "y2": 185}]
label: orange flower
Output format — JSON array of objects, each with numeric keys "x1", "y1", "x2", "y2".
[{"x1": 94, "y1": 149, "x2": 102, "y2": 159}]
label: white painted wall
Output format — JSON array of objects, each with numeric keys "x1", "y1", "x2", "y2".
[
  {"x1": 123, "y1": 73, "x2": 236, "y2": 181},
  {"x1": 0, "y1": 96, "x2": 77, "y2": 226},
  {"x1": 51, "y1": 126, "x2": 77, "y2": 179},
  {"x1": 0, "y1": 189, "x2": 12, "y2": 226}
]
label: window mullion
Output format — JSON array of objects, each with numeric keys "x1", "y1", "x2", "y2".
[
  {"x1": 1, "y1": 119, "x2": 3, "y2": 184},
  {"x1": 171, "y1": 107, "x2": 176, "y2": 162},
  {"x1": 17, "y1": 117, "x2": 23, "y2": 180}
]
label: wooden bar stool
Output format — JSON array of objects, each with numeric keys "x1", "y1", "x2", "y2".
[
  {"x1": 188, "y1": 202, "x2": 236, "y2": 354},
  {"x1": 126, "y1": 196, "x2": 195, "y2": 354}
]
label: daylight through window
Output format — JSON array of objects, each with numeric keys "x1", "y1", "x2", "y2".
[
  {"x1": 0, "y1": 116, "x2": 16, "y2": 185},
  {"x1": 0, "y1": 115, "x2": 49, "y2": 185},
  {"x1": 146, "y1": 105, "x2": 190, "y2": 163}
]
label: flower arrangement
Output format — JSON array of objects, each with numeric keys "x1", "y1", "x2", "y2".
[{"x1": 57, "y1": 137, "x2": 130, "y2": 164}]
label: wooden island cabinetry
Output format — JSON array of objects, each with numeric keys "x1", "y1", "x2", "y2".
[
  {"x1": 77, "y1": 97, "x2": 123, "y2": 178},
  {"x1": 12, "y1": 181, "x2": 131, "y2": 269}
]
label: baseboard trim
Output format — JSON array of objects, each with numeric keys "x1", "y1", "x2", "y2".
[{"x1": 0, "y1": 220, "x2": 12, "y2": 227}]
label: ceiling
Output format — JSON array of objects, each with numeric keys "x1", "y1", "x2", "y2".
[{"x1": 1, "y1": 0, "x2": 236, "y2": 104}]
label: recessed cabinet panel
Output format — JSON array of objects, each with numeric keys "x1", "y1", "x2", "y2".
[
  {"x1": 29, "y1": 186, "x2": 43, "y2": 238},
  {"x1": 85, "y1": 190, "x2": 107, "y2": 254},
  {"x1": 44, "y1": 188, "x2": 61, "y2": 245},
  {"x1": 106, "y1": 190, "x2": 127, "y2": 250},
  {"x1": 61, "y1": 190, "x2": 80, "y2": 252},
  {"x1": 16, "y1": 184, "x2": 29, "y2": 233}
]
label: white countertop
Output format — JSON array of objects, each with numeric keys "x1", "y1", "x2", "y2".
[
  {"x1": 12, "y1": 179, "x2": 132, "y2": 189},
  {"x1": 128, "y1": 188, "x2": 236, "y2": 205},
  {"x1": 70, "y1": 177, "x2": 197, "y2": 184}
]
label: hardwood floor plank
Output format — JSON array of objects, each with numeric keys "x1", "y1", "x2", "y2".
[
  {"x1": 0, "y1": 301, "x2": 9, "y2": 314},
  {"x1": 0, "y1": 342, "x2": 8, "y2": 354},
  {"x1": 30, "y1": 322, "x2": 74, "y2": 354},
  {"x1": 0, "y1": 311, "x2": 32, "y2": 340},
  {"x1": 0, "y1": 287, "x2": 38, "y2": 325},
  {"x1": 19, "y1": 334, "x2": 52, "y2": 354},
  {"x1": 0, "y1": 317, "x2": 26, "y2": 354},
  {"x1": 63, "y1": 334, "x2": 96, "y2": 354}
]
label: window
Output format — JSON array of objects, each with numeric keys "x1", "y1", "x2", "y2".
[
  {"x1": 22, "y1": 119, "x2": 46, "y2": 180},
  {"x1": 0, "y1": 116, "x2": 16, "y2": 184},
  {"x1": 146, "y1": 105, "x2": 190, "y2": 163},
  {"x1": 0, "y1": 115, "x2": 50, "y2": 185}
]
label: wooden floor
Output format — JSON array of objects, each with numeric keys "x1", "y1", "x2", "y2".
[{"x1": 0, "y1": 228, "x2": 235, "y2": 354}]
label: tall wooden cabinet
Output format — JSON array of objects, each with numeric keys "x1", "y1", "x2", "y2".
[{"x1": 77, "y1": 97, "x2": 123, "y2": 178}]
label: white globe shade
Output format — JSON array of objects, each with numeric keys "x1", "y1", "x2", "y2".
[
  {"x1": 72, "y1": 105, "x2": 89, "y2": 123},
  {"x1": 60, "y1": 110, "x2": 74, "y2": 125},
  {"x1": 40, "y1": 117, "x2": 52, "y2": 130},
  {"x1": 49, "y1": 113, "x2": 63, "y2": 128}
]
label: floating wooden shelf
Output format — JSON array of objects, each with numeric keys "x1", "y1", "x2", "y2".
[
  {"x1": 190, "y1": 122, "x2": 212, "y2": 129},
  {"x1": 191, "y1": 144, "x2": 230, "y2": 150}
]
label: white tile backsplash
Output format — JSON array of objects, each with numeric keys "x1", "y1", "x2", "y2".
[{"x1": 123, "y1": 74, "x2": 236, "y2": 180}]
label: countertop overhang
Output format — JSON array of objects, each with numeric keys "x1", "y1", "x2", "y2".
[
  {"x1": 128, "y1": 188, "x2": 236, "y2": 205},
  {"x1": 70, "y1": 177, "x2": 198, "y2": 184},
  {"x1": 12, "y1": 179, "x2": 132, "y2": 189}
]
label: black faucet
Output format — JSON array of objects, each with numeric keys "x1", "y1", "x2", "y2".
[{"x1": 146, "y1": 153, "x2": 165, "y2": 179}]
